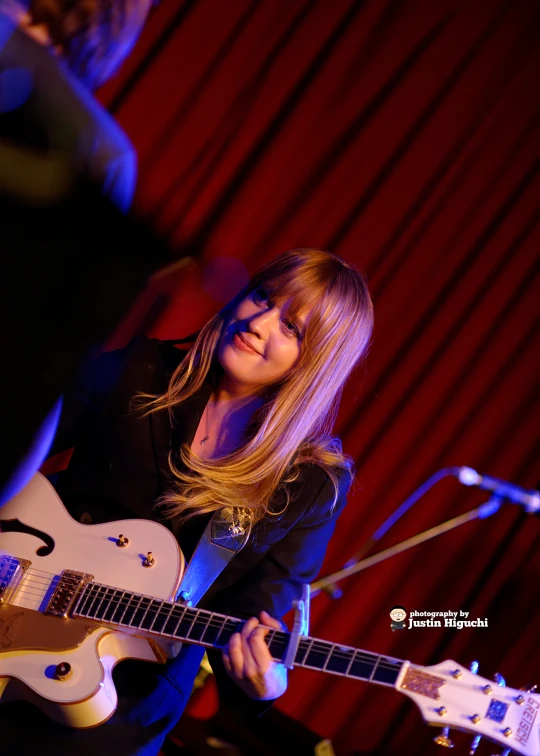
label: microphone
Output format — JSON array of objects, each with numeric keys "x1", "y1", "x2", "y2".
[{"x1": 457, "y1": 467, "x2": 540, "y2": 514}]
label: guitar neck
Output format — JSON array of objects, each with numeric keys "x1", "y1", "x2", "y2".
[{"x1": 72, "y1": 581, "x2": 404, "y2": 687}]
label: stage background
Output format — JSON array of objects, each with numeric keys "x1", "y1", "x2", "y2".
[{"x1": 94, "y1": 1, "x2": 538, "y2": 753}]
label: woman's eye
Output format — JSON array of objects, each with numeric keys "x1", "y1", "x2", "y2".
[
  {"x1": 283, "y1": 320, "x2": 299, "y2": 338},
  {"x1": 253, "y1": 287, "x2": 269, "y2": 303}
]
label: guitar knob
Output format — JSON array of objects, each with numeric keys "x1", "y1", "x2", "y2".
[
  {"x1": 143, "y1": 552, "x2": 155, "y2": 567},
  {"x1": 494, "y1": 672, "x2": 506, "y2": 687},
  {"x1": 433, "y1": 727, "x2": 454, "y2": 748},
  {"x1": 53, "y1": 661, "x2": 72, "y2": 681},
  {"x1": 469, "y1": 735, "x2": 482, "y2": 754}
]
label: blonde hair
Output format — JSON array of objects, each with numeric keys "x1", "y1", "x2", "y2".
[{"x1": 137, "y1": 248, "x2": 374, "y2": 530}]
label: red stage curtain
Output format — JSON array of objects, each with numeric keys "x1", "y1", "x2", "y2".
[{"x1": 96, "y1": 1, "x2": 539, "y2": 753}]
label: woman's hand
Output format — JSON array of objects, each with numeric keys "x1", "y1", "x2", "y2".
[{"x1": 222, "y1": 610, "x2": 288, "y2": 700}]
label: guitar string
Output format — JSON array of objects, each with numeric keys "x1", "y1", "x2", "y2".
[
  {"x1": 7, "y1": 605, "x2": 402, "y2": 672},
  {"x1": 4, "y1": 568, "x2": 403, "y2": 671},
  {"x1": 7, "y1": 575, "x2": 402, "y2": 671},
  {"x1": 7, "y1": 590, "x2": 403, "y2": 671},
  {"x1": 8, "y1": 572, "x2": 403, "y2": 669}
]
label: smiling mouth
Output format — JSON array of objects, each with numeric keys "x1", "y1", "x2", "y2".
[{"x1": 233, "y1": 329, "x2": 261, "y2": 355}]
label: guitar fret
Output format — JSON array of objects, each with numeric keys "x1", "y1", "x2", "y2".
[
  {"x1": 79, "y1": 584, "x2": 98, "y2": 617},
  {"x1": 263, "y1": 629, "x2": 287, "y2": 662},
  {"x1": 121, "y1": 593, "x2": 141, "y2": 625},
  {"x1": 323, "y1": 643, "x2": 335, "y2": 671},
  {"x1": 213, "y1": 618, "x2": 242, "y2": 647},
  {"x1": 85, "y1": 585, "x2": 102, "y2": 616},
  {"x1": 88, "y1": 585, "x2": 107, "y2": 619},
  {"x1": 348, "y1": 650, "x2": 379, "y2": 681},
  {"x1": 146, "y1": 600, "x2": 163, "y2": 632},
  {"x1": 98, "y1": 587, "x2": 114, "y2": 620},
  {"x1": 200, "y1": 613, "x2": 222, "y2": 645},
  {"x1": 72, "y1": 584, "x2": 90, "y2": 616},
  {"x1": 344, "y1": 648, "x2": 355, "y2": 677},
  {"x1": 155, "y1": 602, "x2": 177, "y2": 636},
  {"x1": 169, "y1": 605, "x2": 188, "y2": 639},
  {"x1": 296, "y1": 637, "x2": 314, "y2": 666},
  {"x1": 128, "y1": 595, "x2": 146, "y2": 627},
  {"x1": 265, "y1": 628, "x2": 277, "y2": 658},
  {"x1": 304, "y1": 638, "x2": 333, "y2": 670},
  {"x1": 151, "y1": 601, "x2": 174, "y2": 634},
  {"x1": 199, "y1": 612, "x2": 213, "y2": 643},
  {"x1": 94, "y1": 586, "x2": 112, "y2": 620},
  {"x1": 103, "y1": 589, "x2": 120, "y2": 622},
  {"x1": 141, "y1": 600, "x2": 161, "y2": 631},
  {"x1": 372, "y1": 658, "x2": 402, "y2": 685},
  {"x1": 163, "y1": 604, "x2": 186, "y2": 637},
  {"x1": 214, "y1": 615, "x2": 229, "y2": 647},
  {"x1": 172, "y1": 606, "x2": 199, "y2": 640},
  {"x1": 186, "y1": 609, "x2": 203, "y2": 640},
  {"x1": 294, "y1": 639, "x2": 309, "y2": 665},
  {"x1": 368, "y1": 655, "x2": 381, "y2": 682},
  {"x1": 136, "y1": 597, "x2": 153, "y2": 629},
  {"x1": 317, "y1": 643, "x2": 354, "y2": 675},
  {"x1": 112, "y1": 590, "x2": 128, "y2": 624}
]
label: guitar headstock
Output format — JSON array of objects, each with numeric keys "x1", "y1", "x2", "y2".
[{"x1": 397, "y1": 659, "x2": 539, "y2": 755}]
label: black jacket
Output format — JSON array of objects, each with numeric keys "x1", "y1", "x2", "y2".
[
  {"x1": 52, "y1": 338, "x2": 349, "y2": 622},
  {"x1": 0, "y1": 337, "x2": 349, "y2": 755}
]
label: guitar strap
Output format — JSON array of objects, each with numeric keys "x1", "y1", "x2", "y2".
[
  {"x1": 175, "y1": 508, "x2": 250, "y2": 606},
  {"x1": 158, "y1": 336, "x2": 251, "y2": 607}
]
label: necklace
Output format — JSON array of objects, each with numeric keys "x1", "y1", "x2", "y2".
[{"x1": 200, "y1": 397, "x2": 212, "y2": 445}]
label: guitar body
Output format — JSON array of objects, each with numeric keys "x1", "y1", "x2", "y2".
[{"x1": 0, "y1": 473, "x2": 185, "y2": 727}]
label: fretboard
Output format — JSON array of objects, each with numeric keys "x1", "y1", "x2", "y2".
[{"x1": 72, "y1": 582, "x2": 403, "y2": 686}]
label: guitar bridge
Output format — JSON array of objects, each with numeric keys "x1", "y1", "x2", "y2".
[
  {"x1": 0, "y1": 555, "x2": 31, "y2": 604},
  {"x1": 46, "y1": 570, "x2": 94, "y2": 619}
]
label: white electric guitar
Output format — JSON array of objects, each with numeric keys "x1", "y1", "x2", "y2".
[{"x1": 0, "y1": 473, "x2": 538, "y2": 754}]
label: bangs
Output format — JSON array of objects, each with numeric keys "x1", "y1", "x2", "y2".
[
  {"x1": 256, "y1": 270, "x2": 353, "y2": 342},
  {"x1": 261, "y1": 271, "x2": 325, "y2": 323}
]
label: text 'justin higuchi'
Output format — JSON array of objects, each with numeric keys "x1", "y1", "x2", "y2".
[{"x1": 407, "y1": 610, "x2": 488, "y2": 629}]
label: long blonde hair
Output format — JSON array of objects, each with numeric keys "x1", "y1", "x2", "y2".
[{"x1": 137, "y1": 248, "x2": 374, "y2": 529}]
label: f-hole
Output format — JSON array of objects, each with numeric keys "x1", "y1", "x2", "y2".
[{"x1": 0, "y1": 519, "x2": 55, "y2": 556}]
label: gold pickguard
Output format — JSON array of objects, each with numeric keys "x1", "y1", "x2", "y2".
[{"x1": 0, "y1": 604, "x2": 96, "y2": 654}]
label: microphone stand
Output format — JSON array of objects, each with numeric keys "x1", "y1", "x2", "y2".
[
  {"x1": 310, "y1": 467, "x2": 502, "y2": 599},
  {"x1": 310, "y1": 496, "x2": 502, "y2": 597}
]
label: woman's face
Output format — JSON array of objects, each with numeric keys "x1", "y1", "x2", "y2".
[{"x1": 217, "y1": 286, "x2": 308, "y2": 396}]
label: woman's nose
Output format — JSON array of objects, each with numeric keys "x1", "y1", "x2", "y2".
[{"x1": 246, "y1": 304, "x2": 279, "y2": 335}]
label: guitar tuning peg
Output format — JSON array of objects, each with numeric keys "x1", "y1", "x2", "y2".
[
  {"x1": 469, "y1": 735, "x2": 481, "y2": 754},
  {"x1": 433, "y1": 727, "x2": 454, "y2": 748},
  {"x1": 494, "y1": 672, "x2": 506, "y2": 687},
  {"x1": 520, "y1": 683, "x2": 537, "y2": 692},
  {"x1": 469, "y1": 661, "x2": 479, "y2": 674}
]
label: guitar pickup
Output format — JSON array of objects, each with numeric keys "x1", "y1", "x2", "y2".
[
  {"x1": 0, "y1": 555, "x2": 31, "y2": 604},
  {"x1": 46, "y1": 570, "x2": 94, "y2": 619}
]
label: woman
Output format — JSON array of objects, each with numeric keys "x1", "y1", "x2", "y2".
[{"x1": 0, "y1": 248, "x2": 373, "y2": 755}]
